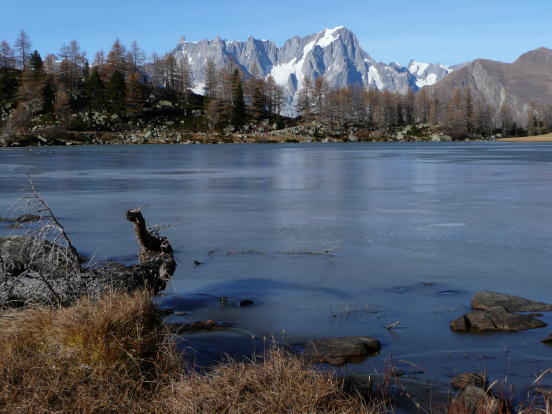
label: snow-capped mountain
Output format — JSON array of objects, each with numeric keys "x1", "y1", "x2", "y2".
[
  {"x1": 173, "y1": 27, "x2": 453, "y2": 112},
  {"x1": 407, "y1": 60, "x2": 453, "y2": 88}
]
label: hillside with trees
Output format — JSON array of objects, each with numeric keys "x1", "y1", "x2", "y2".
[{"x1": 0, "y1": 31, "x2": 548, "y2": 146}]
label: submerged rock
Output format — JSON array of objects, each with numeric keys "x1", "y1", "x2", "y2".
[
  {"x1": 472, "y1": 291, "x2": 552, "y2": 312},
  {"x1": 450, "y1": 306, "x2": 547, "y2": 332},
  {"x1": 302, "y1": 336, "x2": 381, "y2": 366}
]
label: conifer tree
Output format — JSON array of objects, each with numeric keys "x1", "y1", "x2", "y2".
[
  {"x1": 85, "y1": 67, "x2": 106, "y2": 111},
  {"x1": 231, "y1": 70, "x2": 246, "y2": 127},
  {"x1": 106, "y1": 70, "x2": 126, "y2": 114},
  {"x1": 42, "y1": 76, "x2": 55, "y2": 115},
  {"x1": 29, "y1": 50, "x2": 43, "y2": 75}
]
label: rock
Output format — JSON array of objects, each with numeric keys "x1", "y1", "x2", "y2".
[
  {"x1": 542, "y1": 333, "x2": 552, "y2": 343},
  {"x1": 157, "y1": 100, "x2": 174, "y2": 109},
  {"x1": 451, "y1": 373, "x2": 487, "y2": 390},
  {"x1": 450, "y1": 385, "x2": 502, "y2": 414},
  {"x1": 238, "y1": 299, "x2": 254, "y2": 307},
  {"x1": 303, "y1": 336, "x2": 381, "y2": 365},
  {"x1": 472, "y1": 291, "x2": 552, "y2": 312},
  {"x1": 166, "y1": 320, "x2": 230, "y2": 334},
  {"x1": 450, "y1": 306, "x2": 547, "y2": 332}
]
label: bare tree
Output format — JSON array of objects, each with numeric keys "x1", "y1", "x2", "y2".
[
  {"x1": 0, "y1": 40, "x2": 15, "y2": 68},
  {"x1": 130, "y1": 40, "x2": 145, "y2": 73},
  {"x1": 14, "y1": 29, "x2": 32, "y2": 69}
]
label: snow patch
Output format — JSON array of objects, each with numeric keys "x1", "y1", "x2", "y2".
[
  {"x1": 191, "y1": 81, "x2": 205, "y2": 95},
  {"x1": 408, "y1": 61, "x2": 429, "y2": 76},
  {"x1": 316, "y1": 27, "x2": 342, "y2": 48},
  {"x1": 269, "y1": 39, "x2": 316, "y2": 90},
  {"x1": 368, "y1": 66, "x2": 383, "y2": 90},
  {"x1": 415, "y1": 73, "x2": 437, "y2": 88}
]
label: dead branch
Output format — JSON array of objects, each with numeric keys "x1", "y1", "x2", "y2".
[{"x1": 26, "y1": 174, "x2": 80, "y2": 270}]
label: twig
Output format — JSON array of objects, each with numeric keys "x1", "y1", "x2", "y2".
[
  {"x1": 534, "y1": 369, "x2": 552, "y2": 385},
  {"x1": 385, "y1": 322, "x2": 401, "y2": 330}
]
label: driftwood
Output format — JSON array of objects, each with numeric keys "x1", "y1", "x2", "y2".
[{"x1": 0, "y1": 209, "x2": 176, "y2": 307}]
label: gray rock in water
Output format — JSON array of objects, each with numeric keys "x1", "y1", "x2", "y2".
[
  {"x1": 450, "y1": 306, "x2": 547, "y2": 332},
  {"x1": 302, "y1": 336, "x2": 381, "y2": 365},
  {"x1": 542, "y1": 334, "x2": 552, "y2": 344},
  {"x1": 472, "y1": 291, "x2": 552, "y2": 312}
]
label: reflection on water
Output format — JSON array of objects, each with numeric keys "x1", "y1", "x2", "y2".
[{"x1": 1, "y1": 142, "x2": 552, "y2": 391}]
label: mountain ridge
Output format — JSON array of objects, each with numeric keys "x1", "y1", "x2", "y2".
[{"x1": 173, "y1": 26, "x2": 451, "y2": 112}]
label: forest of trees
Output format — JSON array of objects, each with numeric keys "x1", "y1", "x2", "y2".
[{"x1": 1, "y1": 29, "x2": 551, "y2": 141}]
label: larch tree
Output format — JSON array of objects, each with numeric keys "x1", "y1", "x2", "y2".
[
  {"x1": 127, "y1": 72, "x2": 145, "y2": 116},
  {"x1": 296, "y1": 76, "x2": 313, "y2": 119},
  {"x1": 107, "y1": 39, "x2": 127, "y2": 76},
  {"x1": 14, "y1": 30, "x2": 31, "y2": 70},
  {"x1": 0, "y1": 40, "x2": 15, "y2": 68},
  {"x1": 130, "y1": 41, "x2": 145, "y2": 73},
  {"x1": 179, "y1": 54, "x2": 192, "y2": 114},
  {"x1": 203, "y1": 58, "x2": 219, "y2": 100}
]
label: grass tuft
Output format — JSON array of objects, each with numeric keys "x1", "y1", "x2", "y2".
[{"x1": 0, "y1": 290, "x2": 377, "y2": 414}]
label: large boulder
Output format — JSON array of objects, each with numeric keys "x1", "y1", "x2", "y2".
[
  {"x1": 472, "y1": 291, "x2": 552, "y2": 312},
  {"x1": 450, "y1": 306, "x2": 547, "y2": 332},
  {"x1": 302, "y1": 336, "x2": 381, "y2": 365}
]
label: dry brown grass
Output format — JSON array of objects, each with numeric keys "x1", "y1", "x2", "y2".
[
  {"x1": 498, "y1": 133, "x2": 552, "y2": 142},
  {"x1": 0, "y1": 291, "x2": 377, "y2": 414},
  {"x1": 0, "y1": 290, "x2": 180, "y2": 414},
  {"x1": 165, "y1": 348, "x2": 374, "y2": 414}
]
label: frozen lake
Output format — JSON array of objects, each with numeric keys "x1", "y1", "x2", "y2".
[{"x1": 1, "y1": 142, "x2": 552, "y2": 393}]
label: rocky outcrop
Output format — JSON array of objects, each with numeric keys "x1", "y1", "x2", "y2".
[
  {"x1": 302, "y1": 336, "x2": 381, "y2": 365},
  {"x1": 0, "y1": 210, "x2": 176, "y2": 307},
  {"x1": 472, "y1": 291, "x2": 552, "y2": 312},
  {"x1": 450, "y1": 306, "x2": 547, "y2": 332}
]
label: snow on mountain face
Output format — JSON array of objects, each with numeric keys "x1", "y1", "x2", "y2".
[
  {"x1": 173, "y1": 27, "x2": 454, "y2": 114},
  {"x1": 407, "y1": 60, "x2": 453, "y2": 88}
]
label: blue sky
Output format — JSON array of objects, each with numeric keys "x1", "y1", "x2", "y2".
[{"x1": 3, "y1": 0, "x2": 552, "y2": 66}]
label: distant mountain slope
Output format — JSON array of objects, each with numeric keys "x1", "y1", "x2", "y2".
[
  {"x1": 427, "y1": 47, "x2": 552, "y2": 124},
  {"x1": 172, "y1": 27, "x2": 452, "y2": 112}
]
